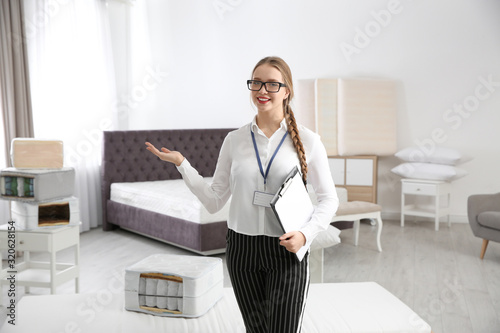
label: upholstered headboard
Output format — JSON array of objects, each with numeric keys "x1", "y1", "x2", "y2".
[{"x1": 101, "y1": 129, "x2": 234, "y2": 231}]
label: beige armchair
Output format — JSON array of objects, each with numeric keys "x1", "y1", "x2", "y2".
[{"x1": 467, "y1": 192, "x2": 500, "y2": 259}]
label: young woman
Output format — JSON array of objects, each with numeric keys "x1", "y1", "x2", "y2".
[{"x1": 145, "y1": 56, "x2": 338, "y2": 332}]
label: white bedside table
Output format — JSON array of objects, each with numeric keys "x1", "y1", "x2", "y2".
[
  {"x1": 0, "y1": 223, "x2": 80, "y2": 305},
  {"x1": 400, "y1": 179, "x2": 451, "y2": 231}
]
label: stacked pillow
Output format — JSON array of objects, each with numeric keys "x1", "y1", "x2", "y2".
[{"x1": 391, "y1": 147, "x2": 471, "y2": 181}]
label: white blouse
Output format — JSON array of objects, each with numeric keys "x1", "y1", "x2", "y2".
[{"x1": 176, "y1": 116, "x2": 339, "y2": 243}]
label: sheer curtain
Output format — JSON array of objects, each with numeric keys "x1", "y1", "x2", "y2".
[
  {"x1": 0, "y1": 101, "x2": 8, "y2": 223},
  {"x1": 108, "y1": 0, "x2": 153, "y2": 130},
  {"x1": 24, "y1": 0, "x2": 118, "y2": 231}
]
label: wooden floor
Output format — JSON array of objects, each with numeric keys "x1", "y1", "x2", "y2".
[{"x1": 1, "y1": 219, "x2": 500, "y2": 332}]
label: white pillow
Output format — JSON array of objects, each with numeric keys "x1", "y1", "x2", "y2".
[
  {"x1": 391, "y1": 162, "x2": 468, "y2": 181},
  {"x1": 311, "y1": 225, "x2": 341, "y2": 251},
  {"x1": 395, "y1": 147, "x2": 472, "y2": 166}
]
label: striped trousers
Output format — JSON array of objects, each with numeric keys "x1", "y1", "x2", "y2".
[{"x1": 226, "y1": 229, "x2": 310, "y2": 333}]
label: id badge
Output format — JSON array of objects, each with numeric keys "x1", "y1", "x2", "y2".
[{"x1": 253, "y1": 191, "x2": 275, "y2": 208}]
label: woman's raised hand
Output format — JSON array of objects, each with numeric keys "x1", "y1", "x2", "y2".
[{"x1": 145, "y1": 142, "x2": 185, "y2": 166}]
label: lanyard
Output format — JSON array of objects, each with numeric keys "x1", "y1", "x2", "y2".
[{"x1": 251, "y1": 129, "x2": 288, "y2": 185}]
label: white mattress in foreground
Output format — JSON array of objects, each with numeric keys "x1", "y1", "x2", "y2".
[
  {"x1": 1, "y1": 283, "x2": 431, "y2": 333},
  {"x1": 110, "y1": 178, "x2": 230, "y2": 224}
]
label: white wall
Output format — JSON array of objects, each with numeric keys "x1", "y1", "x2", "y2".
[{"x1": 109, "y1": 0, "x2": 500, "y2": 221}]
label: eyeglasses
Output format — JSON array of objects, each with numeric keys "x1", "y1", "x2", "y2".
[{"x1": 247, "y1": 80, "x2": 286, "y2": 93}]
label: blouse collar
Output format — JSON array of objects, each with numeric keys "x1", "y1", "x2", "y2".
[{"x1": 251, "y1": 115, "x2": 288, "y2": 136}]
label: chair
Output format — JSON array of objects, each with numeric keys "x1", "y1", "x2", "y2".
[
  {"x1": 309, "y1": 186, "x2": 383, "y2": 252},
  {"x1": 332, "y1": 201, "x2": 383, "y2": 252},
  {"x1": 467, "y1": 192, "x2": 500, "y2": 259},
  {"x1": 308, "y1": 187, "x2": 383, "y2": 283}
]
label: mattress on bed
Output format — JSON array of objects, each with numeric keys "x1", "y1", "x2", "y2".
[{"x1": 110, "y1": 178, "x2": 230, "y2": 224}]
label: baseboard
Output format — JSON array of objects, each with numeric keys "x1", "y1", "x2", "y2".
[{"x1": 381, "y1": 211, "x2": 468, "y2": 224}]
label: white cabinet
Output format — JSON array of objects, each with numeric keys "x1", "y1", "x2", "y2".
[
  {"x1": 400, "y1": 179, "x2": 451, "y2": 231},
  {"x1": 0, "y1": 224, "x2": 80, "y2": 304},
  {"x1": 328, "y1": 156, "x2": 378, "y2": 203},
  {"x1": 346, "y1": 159, "x2": 374, "y2": 186},
  {"x1": 329, "y1": 158, "x2": 345, "y2": 185}
]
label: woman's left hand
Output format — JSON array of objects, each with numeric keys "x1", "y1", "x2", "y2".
[{"x1": 279, "y1": 231, "x2": 306, "y2": 253}]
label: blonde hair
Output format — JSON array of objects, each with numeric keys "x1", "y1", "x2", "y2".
[{"x1": 252, "y1": 56, "x2": 308, "y2": 184}]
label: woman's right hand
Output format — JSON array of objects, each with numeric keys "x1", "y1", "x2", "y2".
[{"x1": 145, "y1": 142, "x2": 185, "y2": 166}]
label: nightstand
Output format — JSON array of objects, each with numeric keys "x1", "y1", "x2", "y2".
[
  {"x1": 400, "y1": 179, "x2": 451, "y2": 231},
  {"x1": 0, "y1": 224, "x2": 80, "y2": 305}
]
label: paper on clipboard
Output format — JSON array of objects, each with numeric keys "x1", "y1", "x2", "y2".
[{"x1": 270, "y1": 166, "x2": 314, "y2": 261}]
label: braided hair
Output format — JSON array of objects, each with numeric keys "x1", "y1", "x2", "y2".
[{"x1": 252, "y1": 56, "x2": 308, "y2": 184}]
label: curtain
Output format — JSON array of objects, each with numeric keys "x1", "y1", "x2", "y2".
[
  {"x1": 24, "y1": 0, "x2": 118, "y2": 232},
  {"x1": 0, "y1": 102, "x2": 8, "y2": 222},
  {"x1": 109, "y1": 0, "x2": 153, "y2": 130},
  {"x1": 0, "y1": 0, "x2": 34, "y2": 222}
]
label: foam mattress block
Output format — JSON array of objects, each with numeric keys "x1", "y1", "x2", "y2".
[
  {"x1": 11, "y1": 138, "x2": 64, "y2": 169},
  {"x1": 125, "y1": 254, "x2": 223, "y2": 317},
  {"x1": 314, "y1": 78, "x2": 339, "y2": 156},
  {"x1": 11, "y1": 196, "x2": 80, "y2": 230},
  {"x1": 0, "y1": 167, "x2": 75, "y2": 202},
  {"x1": 337, "y1": 78, "x2": 398, "y2": 156}
]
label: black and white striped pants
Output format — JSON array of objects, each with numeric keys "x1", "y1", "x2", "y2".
[{"x1": 226, "y1": 229, "x2": 310, "y2": 333}]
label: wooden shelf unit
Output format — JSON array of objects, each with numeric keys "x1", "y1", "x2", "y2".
[{"x1": 328, "y1": 155, "x2": 378, "y2": 203}]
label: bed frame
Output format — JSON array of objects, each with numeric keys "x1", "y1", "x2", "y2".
[{"x1": 101, "y1": 129, "x2": 234, "y2": 255}]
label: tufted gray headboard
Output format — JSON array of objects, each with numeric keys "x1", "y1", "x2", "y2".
[{"x1": 101, "y1": 128, "x2": 234, "y2": 232}]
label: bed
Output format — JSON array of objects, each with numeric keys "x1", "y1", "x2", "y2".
[
  {"x1": 101, "y1": 129, "x2": 234, "y2": 255},
  {"x1": 101, "y1": 129, "x2": 356, "y2": 258}
]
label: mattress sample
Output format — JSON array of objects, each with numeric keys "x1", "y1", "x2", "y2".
[
  {"x1": 315, "y1": 78, "x2": 339, "y2": 156},
  {"x1": 125, "y1": 254, "x2": 223, "y2": 317},
  {"x1": 337, "y1": 78, "x2": 398, "y2": 156},
  {"x1": 11, "y1": 196, "x2": 80, "y2": 230},
  {"x1": 110, "y1": 178, "x2": 230, "y2": 224},
  {"x1": 0, "y1": 167, "x2": 75, "y2": 202},
  {"x1": 11, "y1": 138, "x2": 64, "y2": 169}
]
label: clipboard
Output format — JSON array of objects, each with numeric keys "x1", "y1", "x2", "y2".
[{"x1": 270, "y1": 166, "x2": 314, "y2": 261}]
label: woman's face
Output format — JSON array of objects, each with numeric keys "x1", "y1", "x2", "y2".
[{"x1": 251, "y1": 64, "x2": 289, "y2": 118}]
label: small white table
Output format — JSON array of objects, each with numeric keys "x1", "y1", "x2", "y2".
[
  {"x1": 0, "y1": 224, "x2": 80, "y2": 305},
  {"x1": 401, "y1": 179, "x2": 451, "y2": 231}
]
